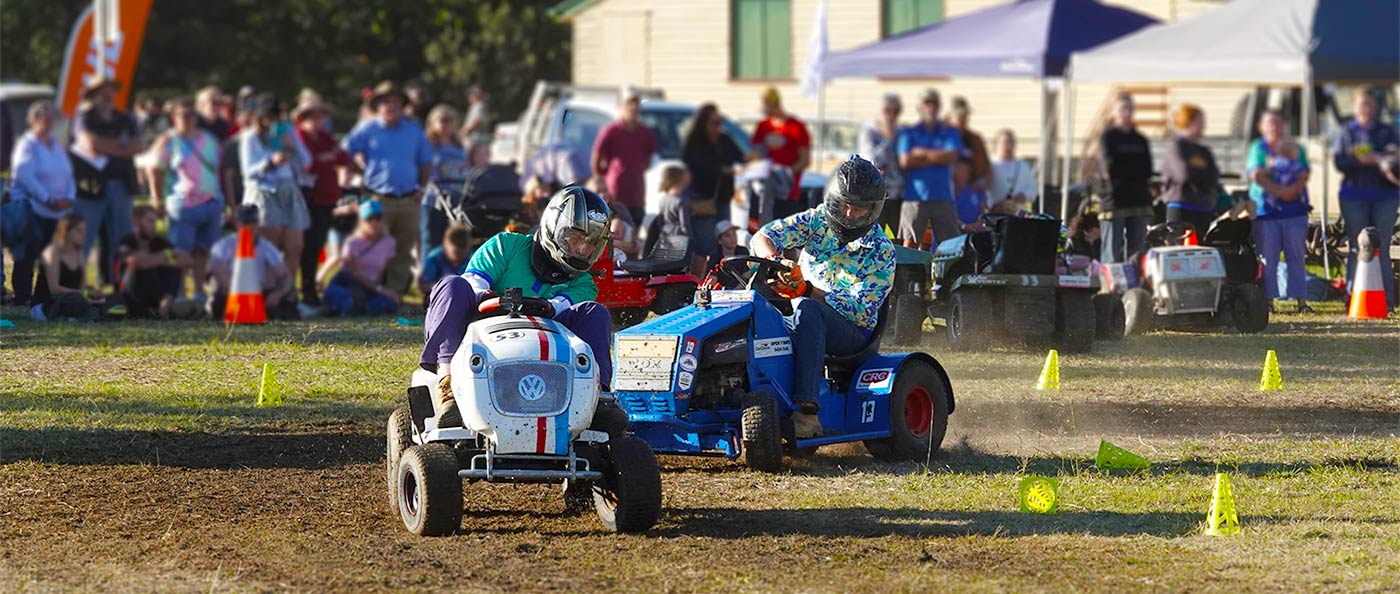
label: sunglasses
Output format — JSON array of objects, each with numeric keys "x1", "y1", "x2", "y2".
[{"x1": 365, "y1": 214, "x2": 383, "y2": 222}]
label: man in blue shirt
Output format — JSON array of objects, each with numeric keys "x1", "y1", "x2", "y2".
[
  {"x1": 897, "y1": 89, "x2": 963, "y2": 250},
  {"x1": 343, "y1": 81, "x2": 433, "y2": 293}
]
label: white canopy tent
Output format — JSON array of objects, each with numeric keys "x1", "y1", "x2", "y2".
[{"x1": 1063, "y1": 0, "x2": 1400, "y2": 277}]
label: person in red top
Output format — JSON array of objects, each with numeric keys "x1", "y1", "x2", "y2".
[
  {"x1": 751, "y1": 86, "x2": 812, "y2": 217},
  {"x1": 293, "y1": 96, "x2": 351, "y2": 306},
  {"x1": 591, "y1": 86, "x2": 656, "y2": 223}
]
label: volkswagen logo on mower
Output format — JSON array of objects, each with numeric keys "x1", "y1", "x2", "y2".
[{"x1": 518, "y1": 374, "x2": 547, "y2": 401}]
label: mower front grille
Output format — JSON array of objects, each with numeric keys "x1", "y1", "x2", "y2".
[
  {"x1": 1166, "y1": 280, "x2": 1220, "y2": 314},
  {"x1": 490, "y1": 362, "x2": 572, "y2": 416}
]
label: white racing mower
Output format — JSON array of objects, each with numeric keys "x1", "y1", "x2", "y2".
[{"x1": 386, "y1": 289, "x2": 663, "y2": 536}]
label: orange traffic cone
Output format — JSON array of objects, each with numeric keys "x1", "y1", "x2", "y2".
[
  {"x1": 224, "y1": 227, "x2": 267, "y2": 324},
  {"x1": 1348, "y1": 227, "x2": 1388, "y2": 320}
]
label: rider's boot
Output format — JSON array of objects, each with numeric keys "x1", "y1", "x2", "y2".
[
  {"x1": 791, "y1": 400, "x2": 822, "y2": 438},
  {"x1": 433, "y1": 374, "x2": 464, "y2": 428}
]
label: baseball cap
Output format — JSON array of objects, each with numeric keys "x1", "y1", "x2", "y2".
[
  {"x1": 235, "y1": 203, "x2": 261, "y2": 223},
  {"x1": 920, "y1": 88, "x2": 941, "y2": 105},
  {"x1": 359, "y1": 199, "x2": 384, "y2": 219},
  {"x1": 950, "y1": 96, "x2": 971, "y2": 116},
  {"x1": 882, "y1": 93, "x2": 902, "y2": 110},
  {"x1": 714, "y1": 220, "x2": 738, "y2": 236}
]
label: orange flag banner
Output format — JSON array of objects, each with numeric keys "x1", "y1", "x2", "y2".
[{"x1": 56, "y1": 0, "x2": 154, "y2": 118}]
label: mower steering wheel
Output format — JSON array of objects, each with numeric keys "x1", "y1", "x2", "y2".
[
  {"x1": 478, "y1": 295, "x2": 555, "y2": 319},
  {"x1": 717, "y1": 255, "x2": 796, "y2": 307}
]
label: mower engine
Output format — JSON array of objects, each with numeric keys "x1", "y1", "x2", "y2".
[{"x1": 1143, "y1": 246, "x2": 1226, "y2": 315}]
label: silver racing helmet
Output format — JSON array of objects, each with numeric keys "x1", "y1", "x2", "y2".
[
  {"x1": 823, "y1": 156, "x2": 886, "y2": 244},
  {"x1": 532, "y1": 186, "x2": 611, "y2": 282}
]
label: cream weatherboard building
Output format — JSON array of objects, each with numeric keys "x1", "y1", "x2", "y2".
[{"x1": 550, "y1": 0, "x2": 1251, "y2": 172}]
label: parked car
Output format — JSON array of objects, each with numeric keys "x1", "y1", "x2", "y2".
[{"x1": 487, "y1": 121, "x2": 518, "y2": 165}]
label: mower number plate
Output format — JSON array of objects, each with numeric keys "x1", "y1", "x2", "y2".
[{"x1": 614, "y1": 336, "x2": 679, "y2": 391}]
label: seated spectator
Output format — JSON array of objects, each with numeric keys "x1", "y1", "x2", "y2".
[
  {"x1": 321, "y1": 200, "x2": 400, "y2": 316},
  {"x1": 988, "y1": 129, "x2": 1037, "y2": 213},
  {"x1": 419, "y1": 225, "x2": 471, "y2": 295},
  {"x1": 32, "y1": 214, "x2": 118, "y2": 321},
  {"x1": 117, "y1": 206, "x2": 192, "y2": 318},
  {"x1": 1064, "y1": 212, "x2": 1102, "y2": 260},
  {"x1": 952, "y1": 160, "x2": 985, "y2": 233},
  {"x1": 707, "y1": 220, "x2": 750, "y2": 271},
  {"x1": 209, "y1": 204, "x2": 298, "y2": 319}
]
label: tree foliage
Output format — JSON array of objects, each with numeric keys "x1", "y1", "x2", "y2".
[{"x1": 0, "y1": 0, "x2": 570, "y2": 125}]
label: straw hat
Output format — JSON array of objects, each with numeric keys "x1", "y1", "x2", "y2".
[
  {"x1": 82, "y1": 75, "x2": 121, "y2": 99},
  {"x1": 292, "y1": 97, "x2": 333, "y2": 121}
]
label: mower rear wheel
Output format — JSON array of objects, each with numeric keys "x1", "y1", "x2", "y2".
[
  {"x1": 593, "y1": 436, "x2": 662, "y2": 533},
  {"x1": 739, "y1": 391, "x2": 785, "y2": 472},
  {"x1": 1123, "y1": 288, "x2": 1155, "y2": 335},
  {"x1": 891, "y1": 293, "x2": 927, "y2": 345},
  {"x1": 1230, "y1": 283, "x2": 1270, "y2": 333},
  {"x1": 1093, "y1": 293, "x2": 1126, "y2": 340},
  {"x1": 864, "y1": 360, "x2": 949, "y2": 462},
  {"x1": 385, "y1": 405, "x2": 414, "y2": 513},
  {"x1": 1055, "y1": 291, "x2": 1096, "y2": 354},
  {"x1": 396, "y1": 444, "x2": 462, "y2": 537},
  {"x1": 650, "y1": 283, "x2": 697, "y2": 315},
  {"x1": 947, "y1": 289, "x2": 993, "y2": 351}
]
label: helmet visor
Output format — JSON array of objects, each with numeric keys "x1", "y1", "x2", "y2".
[
  {"x1": 561, "y1": 228, "x2": 600, "y2": 261},
  {"x1": 825, "y1": 196, "x2": 883, "y2": 231}
]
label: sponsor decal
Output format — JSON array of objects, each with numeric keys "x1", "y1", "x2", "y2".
[
  {"x1": 518, "y1": 374, "x2": 547, "y2": 401},
  {"x1": 714, "y1": 338, "x2": 747, "y2": 354},
  {"x1": 861, "y1": 400, "x2": 876, "y2": 423},
  {"x1": 1057, "y1": 275, "x2": 1091, "y2": 288},
  {"x1": 679, "y1": 354, "x2": 698, "y2": 372},
  {"x1": 677, "y1": 371, "x2": 694, "y2": 390},
  {"x1": 856, "y1": 368, "x2": 894, "y2": 390},
  {"x1": 753, "y1": 337, "x2": 792, "y2": 358},
  {"x1": 963, "y1": 275, "x2": 1009, "y2": 286},
  {"x1": 491, "y1": 330, "x2": 526, "y2": 341}
]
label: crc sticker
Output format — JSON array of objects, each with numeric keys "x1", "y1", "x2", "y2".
[
  {"x1": 714, "y1": 338, "x2": 747, "y2": 354},
  {"x1": 1057, "y1": 275, "x2": 1091, "y2": 288},
  {"x1": 679, "y1": 354, "x2": 698, "y2": 372},
  {"x1": 677, "y1": 371, "x2": 694, "y2": 390},
  {"x1": 856, "y1": 368, "x2": 894, "y2": 390},
  {"x1": 753, "y1": 337, "x2": 792, "y2": 358},
  {"x1": 683, "y1": 338, "x2": 697, "y2": 355}
]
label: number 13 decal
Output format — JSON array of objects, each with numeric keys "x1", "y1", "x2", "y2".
[{"x1": 861, "y1": 400, "x2": 875, "y2": 424}]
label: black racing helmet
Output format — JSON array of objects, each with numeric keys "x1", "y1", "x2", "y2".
[
  {"x1": 531, "y1": 186, "x2": 611, "y2": 282},
  {"x1": 823, "y1": 156, "x2": 886, "y2": 244}
]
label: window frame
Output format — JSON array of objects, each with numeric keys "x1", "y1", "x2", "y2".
[
  {"x1": 729, "y1": 0, "x2": 795, "y2": 82},
  {"x1": 880, "y1": 0, "x2": 945, "y2": 39}
]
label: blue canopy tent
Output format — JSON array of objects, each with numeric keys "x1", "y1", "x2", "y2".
[{"x1": 821, "y1": 0, "x2": 1158, "y2": 212}]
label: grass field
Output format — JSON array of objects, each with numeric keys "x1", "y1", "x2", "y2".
[{"x1": 2, "y1": 302, "x2": 1398, "y2": 593}]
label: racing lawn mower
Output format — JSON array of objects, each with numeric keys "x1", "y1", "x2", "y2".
[
  {"x1": 431, "y1": 164, "x2": 525, "y2": 243},
  {"x1": 387, "y1": 289, "x2": 663, "y2": 536},
  {"x1": 594, "y1": 215, "x2": 700, "y2": 329},
  {"x1": 931, "y1": 214, "x2": 1100, "y2": 352},
  {"x1": 1118, "y1": 219, "x2": 1269, "y2": 335},
  {"x1": 612, "y1": 256, "x2": 955, "y2": 471}
]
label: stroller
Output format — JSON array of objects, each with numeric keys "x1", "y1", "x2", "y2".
[
  {"x1": 732, "y1": 160, "x2": 795, "y2": 234},
  {"x1": 427, "y1": 164, "x2": 523, "y2": 241}
]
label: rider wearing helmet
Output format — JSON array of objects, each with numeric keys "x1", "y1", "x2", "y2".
[
  {"x1": 420, "y1": 186, "x2": 622, "y2": 430},
  {"x1": 750, "y1": 156, "x2": 896, "y2": 437}
]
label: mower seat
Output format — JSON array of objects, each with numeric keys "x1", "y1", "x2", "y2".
[
  {"x1": 619, "y1": 233, "x2": 690, "y2": 276},
  {"x1": 824, "y1": 299, "x2": 891, "y2": 372}
]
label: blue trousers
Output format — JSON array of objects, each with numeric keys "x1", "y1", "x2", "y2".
[
  {"x1": 420, "y1": 201, "x2": 449, "y2": 260},
  {"x1": 323, "y1": 273, "x2": 399, "y2": 316},
  {"x1": 73, "y1": 180, "x2": 133, "y2": 285},
  {"x1": 1340, "y1": 197, "x2": 1398, "y2": 308},
  {"x1": 1254, "y1": 215, "x2": 1308, "y2": 300},
  {"x1": 420, "y1": 276, "x2": 614, "y2": 390},
  {"x1": 1100, "y1": 214, "x2": 1149, "y2": 264},
  {"x1": 785, "y1": 297, "x2": 868, "y2": 402}
]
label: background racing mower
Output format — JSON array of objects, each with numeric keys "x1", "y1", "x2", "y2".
[
  {"x1": 594, "y1": 215, "x2": 700, "y2": 330},
  {"x1": 611, "y1": 256, "x2": 955, "y2": 472},
  {"x1": 931, "y1": 214, "x2": 1102, "y2": 352},
  {"x1": 388, "y1": 289, "x2": 663, "y2": 536},
  {"x1": 1115, "y1": 219, "x2": 1270, "y2": 335}
]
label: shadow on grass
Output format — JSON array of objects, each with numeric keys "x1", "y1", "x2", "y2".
[
  {"x1": 1, "y1": 318, "x2": 424, "y2": 349},
  {"x1": 0, "y1": 427, "x2": 382, "y2": 469},
  {"x1": 949, "y1": 400, "x2": 1400, "y2": 439}
]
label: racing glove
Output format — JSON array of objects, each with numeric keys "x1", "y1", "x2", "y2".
[{"x1": 766, "y1": 257, "x2": 810, "y2": 299}]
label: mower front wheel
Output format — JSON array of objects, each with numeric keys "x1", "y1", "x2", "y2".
[
  {"x1": 396, "y1": 444, "x2": 463, "y2": 537},
  {"x1": 891, "y1": 292, "x2": 928, "y2": 345},
  {"x1": 1229, "y1": 283, "x2": 1270, "y2": 333},
  {"x1": 593, "y1": 436, "x2": 662, "y2": 533},
  {"x1": 1055, "y1": 290, "x2": 1096, "y2": 354},
  {"x1": 1123, "y1": 288, "x2": 1155, "y2": 335},
  {"x1": 946, "y1": 289, "x2": 993, "y2": 351},
  {"x1": 1093, "y1": 293, "x2": 1126, "y2": 340},
  {"x1": 739, "y1": 391, "x2": 785, "y2": 472}
]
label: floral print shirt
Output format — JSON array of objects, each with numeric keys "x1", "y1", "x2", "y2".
[{"x1": 756, "y1": 208, "x2": 895, "y2": 332}]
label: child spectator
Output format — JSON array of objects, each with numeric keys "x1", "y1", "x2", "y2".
[
  {"x1": 117, "y1": 206, "x2": 192, "y2": 318},
  {"x1": 1064, "y1": 212, "x2": 1102, "y2": 260},
  {"x1": 321, "y1": 200, "x2": 400, "y2": 316},
  {"x1": 419, "y1": 225, "x2": 472, "y2": 295},
  {"x1": 656, "y1": 163, "x2": 693, "y2": 243},
  {"x1": 707, "y1": 220, "x2": 750, "y2": 271},
  {"x1": 952, "y1": 160, "x2": 985, "y2": 233},
  {"x1": 208, "y1": 204, "x2": 298, "y2": 319}
]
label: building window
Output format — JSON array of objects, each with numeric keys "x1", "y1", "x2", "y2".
[
  {"x1": 731, "y1": 0, "x2": 791, "y2": 80},
  {"x1": 883, "y1": 0, "x2": 943, "y2": 38}
]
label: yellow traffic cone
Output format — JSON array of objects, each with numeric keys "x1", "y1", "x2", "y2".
[
  {"x1": 1095, "y1": 440, "x2": 1151, "y2": 471},
  {"x1": 1036, "y1": 349, "x2": 1060, "y2": 390},
  {"x1": 1018, "y1": 476, "x2": 1059, "y2": 514},
  {"x1": 1259, "y1": 350, "x2": 1282, "y2": 391},
  {"x1": 256, "y1": 362, "x2": 283, "y2": 407},
  {"x1": 1204, "y1": 472, "x2": 1240, "y2": 536}
]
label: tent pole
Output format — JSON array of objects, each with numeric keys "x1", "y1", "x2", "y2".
[
  {"x1": 1060, "y1": 76, "x2": 1074, "y2": 222},
  {"x1": 1304, "y1": 76, "x2": 1330, "y2": 280},
  {"x1": 1037, "y1": 79, "x2": 1052, "y2": 214}
]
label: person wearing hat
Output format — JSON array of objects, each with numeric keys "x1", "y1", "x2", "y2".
[
  {"x1": 751, "y1": 86, "x2": 811, "y2": 216},
  {"x1": 706, "y1": 219, "x2": 750, "y2": 272},
  {"x1": 320, "y1": 200, "x2": 400, "y2": 316},
  {"x1": 145, "y1": 97, "x2": 224, "y2": 305},
  {"x1": 294, "y1": 95, "x2": 351, "y2": 306},
  {"x1": 240, "y1": 93, "x2": 311, "y2": 298},
  {"x1": 858, "y1": 93, "x2": 905, "y2": 234},
  {"x1": 591, "y1": 85, "x2": 656, "y2": 224},
  {"x1": 342, "y1": 80, "x2": 433, "y2": 294},
  {"x1": 897, "y1": 88, "x2": 964, "y2": 249},
  {"x1": 207, "y1": 203, "x2": 298, "y2": 319},
  {"x1": 71, "y1": 75, "x2": 144, "y2": 287},
  {"x1": 195, "y1": 86, "x2": 232, "y2": 140}
]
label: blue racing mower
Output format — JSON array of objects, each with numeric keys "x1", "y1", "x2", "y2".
[{"x1": 611, "y1": 256, "x2": 955, "y2": 472}]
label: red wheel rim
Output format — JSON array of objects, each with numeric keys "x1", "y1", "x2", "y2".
[
  {"x1": 904, "y1": 386, "x2": 933, "y2": 438},
  {"x1": 401, "y1": 469, "x2": 419, "y2": 517}
]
